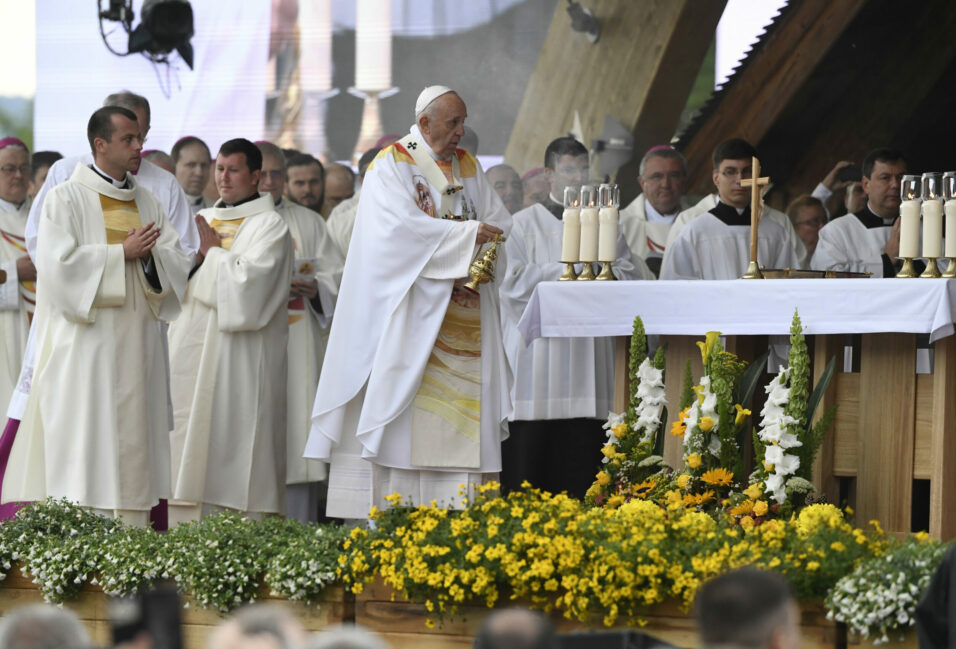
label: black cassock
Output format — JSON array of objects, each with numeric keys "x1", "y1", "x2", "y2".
[{"x1": 916, "y1": 544, "x2": 956, "y2": 649}]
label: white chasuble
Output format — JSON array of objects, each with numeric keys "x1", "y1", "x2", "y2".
[
  {"x1": 660, "y1": 208, "x2": 800, "y2": 280},
  {"x1": 277, "y1": 199, "x2": 343, "y2": 484},
  {"x1": 0, "y1": 201, "x2": 34, "y2": 411},
  {"x1": 500, "y1": 203, "x2": 653, "y2": 421},
  {"x1": 811, "y1": 210, "x2": 893, "y2": 276},
  {"x1": 2, "y1": 164, "x2": 190, "y2": 511},
  {"x1": 326, "y1": 193, "x2": 360, "y2": 258},
  {"x1": 619, "y1": 194, "x2": 687, "y2": 262},
  {"x1": 306, "y1": 126, "x2": 513, "y2": 519},
  {"x1": 168, "y1": 194, "x2": 294, "y2": 515}
]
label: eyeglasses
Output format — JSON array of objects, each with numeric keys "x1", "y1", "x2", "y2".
[
  {"x1": 720, "y1": 168, "x2": 753, "y2": 179},
  {"x1": 0, "y1": 164, "x2": 31, "y2": 176}
]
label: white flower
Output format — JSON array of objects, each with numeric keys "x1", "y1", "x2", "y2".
[
  {"x1": 765, "y1": 445, "x2": 785, "y2": 466},
  {"x1": 775, "y1": 454, "x2": 801, "y2": 476}
]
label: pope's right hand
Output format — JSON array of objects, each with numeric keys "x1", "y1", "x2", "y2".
[{"x1": 476, "y1": 222, "x2": 504, "y2": 245}]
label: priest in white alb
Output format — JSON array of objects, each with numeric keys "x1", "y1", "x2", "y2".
[
  {"x1": 168, "y1": 138, "x2": 294, "y2": 523},
  {"x1": 661, "y1": 139, "x2": 800, "y2": 280},
  {"x1": 257, "y1": 140, "x2": 343, "y2": 523},
  {"x1": 499, "y1": 136, "x2": 653, "y2": 498},
  {"x1": 1, "y1": 107, "x2": 190, "y2": 524},
  {"x1": 305, "y1": 86, "x2": 512, "y2": 519}
]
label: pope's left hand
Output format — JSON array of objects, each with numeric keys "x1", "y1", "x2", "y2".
[{"x1": 291, "y1": 278, "x2": 319, "y2": 299}]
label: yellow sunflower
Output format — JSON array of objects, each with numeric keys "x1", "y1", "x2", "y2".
[{"x1": 700, "y1": 468, "x2": 734, "y2": 487}]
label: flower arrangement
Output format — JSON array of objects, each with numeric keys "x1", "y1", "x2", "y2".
[
  {"x1": 586, "y1": 317, "x2": 668, "y2": 507},
  {"x1": 826, "y1": 534, "x2": 949, "y2": 644},
  {"x1": 0, "y1": 500, "x2": 347, "y2": 612}
]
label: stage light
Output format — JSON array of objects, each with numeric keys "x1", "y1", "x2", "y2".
[
  {"x1": 98, "y1": 0, "x2": 194, "y2": 70},
  {"x1": 566, "y1": 0, "x2": 600, "y2": 44}
]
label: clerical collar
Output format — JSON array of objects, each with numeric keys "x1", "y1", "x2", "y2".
[
  {"x1": 644, "y1": 198, "x2": 679, "y2": 224},
  {"x1": 222, "y1": 192, "x2": 260, "y2": 208},
  {"x1": 90, "y1": 162, "x2": 128, "y2": 188},
  {"x1": 854, "y1": 205, "x2": 894, "y2": 229},
  {"x1": 186, "y1": 193, "x2": 205, "y2": 207},
  {"x1": 409, "y1": 124, "x2": 450, "y2": 161},
  {"x1": 708, "y1": 200, "x2": 751, "y2": 226},
  {"x1": 0, "y1": 196, "x2": 24, "y2": 212},
  {"x1": 541, "y1": 194, "x2": 564, "y2": 220},
  {"x1": 865, "y1": 201, "x2": 896, "y2": 226}
]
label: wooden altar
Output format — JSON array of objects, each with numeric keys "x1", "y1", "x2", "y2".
[{"x1": 518, "y1": 279, "x2": 956, "y2": 539}]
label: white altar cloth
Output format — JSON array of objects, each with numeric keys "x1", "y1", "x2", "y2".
[{"x1": 517, "y1": 279, "x2": 956, "y2": 344}]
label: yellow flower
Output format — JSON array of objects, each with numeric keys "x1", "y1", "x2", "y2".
[
  {"x1": 697, "y1": 331, "x2": 721, "y2": 365},
  {"x1": 585, "y1": 483, "x2": 602, "y2": 499},
  {"x1": 601, "y1": 444, "x2": 617, "y2": 458},
  {"x1": 630, "y1": 479, "x2": 657, "y2": 497},
  {"x1": 612, "y1": 423, "x2": 628, "y2": 438},
  {"x1": 806, "y1": 561, "x2": 820, "y2": 572},
  {"x1": 698, "y1": 416, "x2": 714, "y2": 432},
  {"x1": 596, "y1": 471, "x2": 611, "y2": 486},
  {"x1": 830, "y1": 541, "x2": 846, "y2": 552},
  {"x1": 739, "y1": 515, "x2": 755, "y2": 530},
  {"x1": 683, "y1": 490, "x2": 715, "y2": 506},
  {"x1": 700, "y1": 468, "x2": 734, "y2": 487},
  {"x1": 729, "y1": 500, "x2": 753, "y2": 516},
  {"x1": 607, "y1": 495, "x2": 624, "y2": 509},
  {"x1": 693, "y1": 384, "x2": 705, "y2": 404},
  {"x1": 676, "y1": 474, "x2": 691, "y2": 491},
  {"x1": 734, "y1": 404, "x2": 751, "y2": 426},
  {"x1": 752, "y1": 500, "x2": 769, "y2": 517},
  {"x1": 686, "y1": 453, "x2": 702, "y2": 469},
  {"x1": 743, "y1": 483, "x2": 763, "y2": 500},
  {"x1": 670, "y1": 420, "x2": 686, "y2": 438}
]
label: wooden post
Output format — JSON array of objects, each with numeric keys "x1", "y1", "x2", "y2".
[
  {"x1": 930, "y1": 335, "x2": 956, "y2": 539},
  {"x1": 661, "y1": 335, "x2": 703, "y2": 470},
  {"x1": 811, "y1": 335, "x2": 843, "y2": 506}
]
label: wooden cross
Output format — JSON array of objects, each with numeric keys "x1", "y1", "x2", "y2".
[{"x1": 739, "y1": 156, "x2": 770, "y2": 278}]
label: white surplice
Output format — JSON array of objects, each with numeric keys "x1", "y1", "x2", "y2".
[
  {"x1": 168, "y1": 193, "x2": 294, "y2": 515},
  {"x1": 810, "y1": 210, "x2": 893, "y2": 276},
  {"x1": 326, "y1": 192, "x2": 360, "y2": 258},
  {"x1": 276, "y1": 198, "x2": 343, "y2": 485},
  {"x1": 664, "y1": 195, "x2": 809, "y2": 270},
  {"x1": 619, "y1": 194, "x2": 686, "y2": 262},
  {"x1": 0, "y1": 199, "x2": 33, "y2": 412},
  {"x1": 2, "y1": 164, "x2": 190, "y2": 511},
  {"x1": 660, "y1": 208, "x2": 800, "y2": 280},
  {"x1": 306, "y1": 127, "x2": 512, "y2": 519},
  {"x1": 499, "y1": 202, "x2": 653, "y2": 420}
]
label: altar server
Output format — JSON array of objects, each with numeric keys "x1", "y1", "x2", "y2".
[
  {"x1": 1, "y1": 107, "x2": 191, "y2": 524},
  {"x1": 810, "y1": 148, "x2": 907, "y2": 277},
  {"x1": 619, "y1": 145, "x2": 690, "y2": 276},
  {"x1": 499, "y1": 136, "x2": 653, "y2": 497},
  {"x1": 168, "y1": 138, "x2": 294, "y2": 522},
  {"x1": 661, "y1": 139, "x2": 800, "y2": 280},
  {"x1": 306, "y1": 86, "x2": 512, "y2": 519},
  {"x1": 663, "y1": 140, "x2": 806, "y2": 270},
  {"x1": 258, "y1": 140, "x2": 343, "y2": 523}
]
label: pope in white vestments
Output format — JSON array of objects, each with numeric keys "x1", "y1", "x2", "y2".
[
  {"x1": 2, "y1": 107, "x2": 190, "y2": 524},
  {"x1": 168, "y1": 139, "x2": 294, "y2": 521},
  {"x1": 306, "y1": 87, "x2": 512, "y2": 518}
]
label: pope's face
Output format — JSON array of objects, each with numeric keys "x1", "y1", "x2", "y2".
[
  {"x1": 259, "y1": 153, "x2": 286, "y2": 203},
  {"x1": 96, "y1": 114, "x2": 143, "y2": 178},
  {"x1": 713, "y1": 158, "x2": 753, "y2": 209},
  {"x1": 639, "y1": 156, "x2": 685, "y2": 215},
  {"x1": 0, "y1": 146, "x2": 30, "y2": 205},
  {"x1": 286, "y1": 163, "x2": 323, "y2": 211},
  {"x1": 215, "y1": 152, "x2": 260, "y2": 205},
  {"x1": 420, "y1": 93, "x2": 467, "y2": 160},
  {"x1": 862, "y1": 159, "x2": 905, "y2": 220},
  {"x1": 175, "y1": 142, "x2": 211, "y2": 196}
]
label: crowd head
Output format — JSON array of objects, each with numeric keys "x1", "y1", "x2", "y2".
[{"x1": 0, "y1": 137, "x2": 31, "y2": 206}]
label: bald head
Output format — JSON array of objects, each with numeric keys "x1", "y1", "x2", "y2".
[
  {"x1": 321, "y1": 163, "x2": 355, "y2": 216},
  {"x1": 143, "y1": 150, "x2": 174, "y2": 174},
  {"x1": 474, "y1": 608, "x2": 555, "y2": 649},
  {"x1": 418, "y1": 92, "x2": 467, "y2": 160},
  {"x1": 487, "y1": 164, "x2": 522, "y2": 214}
]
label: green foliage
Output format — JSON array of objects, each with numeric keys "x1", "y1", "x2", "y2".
[
  {"x1": 680, "y1": 360, "x2": 694, "y2": 410},
  {"x1": 627, "y1": 317, "x2": 648, "y2": 421},
  {"x1": 785, "y1": 313, "x2": 811, "y2": 457}
]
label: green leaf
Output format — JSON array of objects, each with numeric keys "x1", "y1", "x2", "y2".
[
  {"x1": 806, "y1": 356, "x2": 837, "y2": 425},
  {"x1": 680, "y1": 360, "x2": 694, "y2": 410},
  {"x1": 735, "y1": 348, "x2": 771, "y2": 408},
  {"x1": 653, "y1": 406, "x2": 668, "y2": 457}
]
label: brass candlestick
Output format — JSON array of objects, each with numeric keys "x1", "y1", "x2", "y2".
[
  {"x1": 559, "y1": 262, "x2": 578, "y2": 281},
  {"x1": 942, "y1": 258, "x2": 956, "y2": 278},
  {"x1": 463, "y1": 235, "x2": 502, "y2": 293},
  {"x1": 741, "y1": 260, "x2": 763, "y2": 279},
  {"x1": 897, "y1": 258, "x2": 917, "y2": 278},
  {"x1": 920, "y1": 257, "x2": 942, "y2": 278},
  {"x1": 577, "y1": 262, "x2": 597, "y2": 281},
  {"x1": 595, "y1": 261, "x2": 615, "y2": 280}
]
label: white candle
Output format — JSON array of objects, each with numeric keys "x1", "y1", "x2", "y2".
[
  {"x1": 899, "y1": 200, "x2": 921, "y2": 258},
  {"x1": 355, "y1": 0, "x2": 392, "y2": 90},
  {"x1": 579, "y1": 207, "x2": 599, "y2": 262},
  {"x1": 945, "y1": 200, "x2": 956, "y2": 259},
  {"x1": 922, "y1": 200, "x2": 943, "y2": 258},
  {"x1": 598, "y1": 207, "x2": 618, "y2": 262},
  {"x1": 561, "y1": 208, "x2": 581, "y2": 262}
]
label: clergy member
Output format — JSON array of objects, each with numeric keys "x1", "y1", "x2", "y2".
[
  {"x1": 258, "y1": 140, "x2": 343, "y2": 523},
  {"x1": 286, "y1": 153, "x2": 325, "y2": 215},
  {"x1": 810, "y1": 148, "x2": 906, "y2": 276},
  {"x1": 172, "y1": 136, "x2": 214, "y2": 210},
  {"x1": 326, "y1": 147, "x2": 379, "y2": 258},
  {"x1": 661, "y1": 139, "x2": 801, "y2": 279},
  {"x1": 498, "y1": 136, "x2": 653, "y2": 498},
  {"x1": 168, "y1": 138, "x2": 294, "y2": 523},
  {"x1": 306, "y1": 85, "x2": 512, "y2": 518},
  {"x1": 620, "y1": 145, "x2": 689, "y2": 277},
  {"x1": 663, "y1": 139, "x2": 806, "y2": 270},
  {"x1": 486, "y1": 164, "x2": 524, "y2": 215},
  {"x1": 321, "y1": 163, "x2": 355, "y2": 219},
  {"x1": 1, "y1": 106, "x2": 191, "y2": 525}
]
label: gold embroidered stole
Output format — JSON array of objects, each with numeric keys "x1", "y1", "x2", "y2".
[
  {"x1": 209, "y1": 218, "x2": 244, "y2": 251},
  {"x1": 99, "y1": 194, "x2": 142, "y2": 245},
  {"x1": 397, "y1": 132, "x2": 464, "y2": 219},
  {"x1": 0, "y1": 228, "x2": 36, "y2": 321}
]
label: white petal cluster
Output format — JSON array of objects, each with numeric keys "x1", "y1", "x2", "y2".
[
  {"x1": 602, "y1": 410, "x2": 627, "y2": 446},
  {"x1": 683, "y1": 376, "x2": 720, "y2": 462},
  {"x1": 756, "y1": 367, "x2": 803, "y2": 504},
  {"x1": 632, "y1": 359, "x2": 666, "y2": 444}
]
